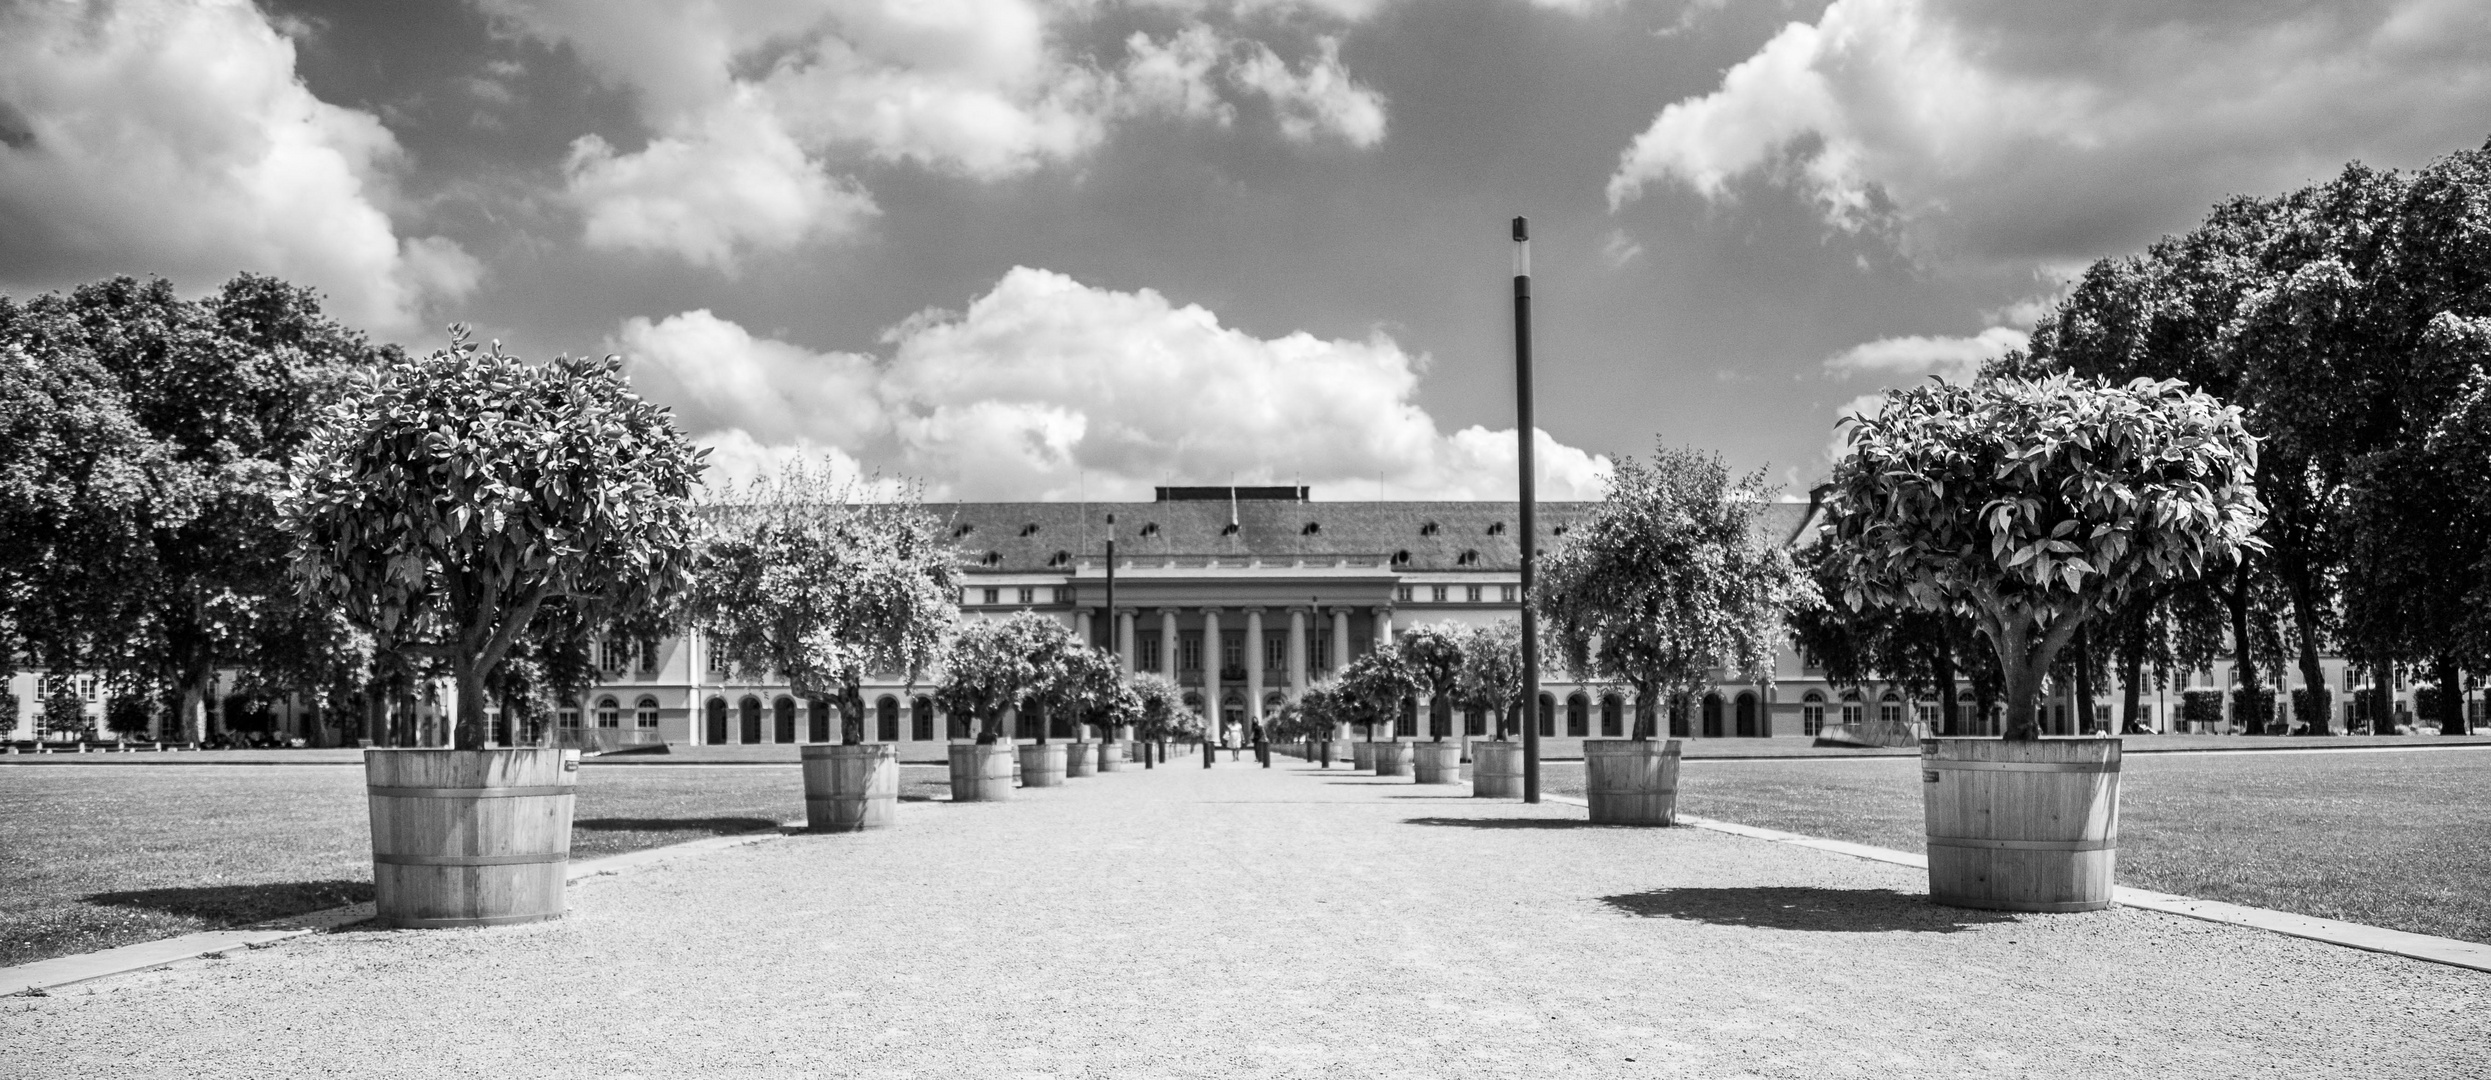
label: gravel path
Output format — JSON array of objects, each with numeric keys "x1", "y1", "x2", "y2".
[{"x1": 6, "y1": 760, "x2": 2484, "y2": 1078}]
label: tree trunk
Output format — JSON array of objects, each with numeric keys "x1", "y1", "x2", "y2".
[
  {"x1": 2278, "y1": 516, "x2": 2333, "y2": 735},
  {"x1": 451, "y1": 657, "x2": 487, "y2": 751},
  {"x1": 2228, "y1": 560, "x2": 2261, "y2": 735},
  {"x1": 2073, "y1": 625, "x2": 2096, "y2": 736},
  {"x1": 2435, "y1": 657, "x2": 2465, "y2": 736},
  {"x1": 2118, "y1": 600, "x2": 2147, "y2": 734}
]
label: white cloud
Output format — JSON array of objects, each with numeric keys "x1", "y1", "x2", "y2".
[
  {"x1": 564, "y1": 94, "x2": 878, "y2": 270},
  {"x1": 1231, "y1": 37, "x2": 1387, "y2": 147},
  {"x1": 488, "y1": 1, "x2": 1396, "y2": 269},
  {"x1": 1599, "y1": 229, "x2": 1646, "y2": 269},
  {"x1": 1824, "y1": 325, "x2": 2027, "y2": 383},
  {"x1": 0, "y1": 0, "x2": 476, "y2": 330},
  {"x1": 621, "y1": 266, "x2": 1612, "y2": 501},
  {"x1": 1606, "y1": 0, "x2": 2491, "y2": 260}
]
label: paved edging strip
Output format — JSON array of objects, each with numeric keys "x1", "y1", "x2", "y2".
[
  {"x1": 0, "y1": 820, "x2": 809, "y2": 998},
  {"x1": 1541, "y1": 793, "x2": 2488, "y2": 973}
]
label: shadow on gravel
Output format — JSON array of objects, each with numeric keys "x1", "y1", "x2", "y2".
[
  {"x1": 1402, "y1": 816, "x2": 1606, "y2": 829},
  {"x1": 574, "y1": 816, "x2": 781, "y2": 835},
  {"x1": 1600, "y1": 886, "x2": 2017, "y2": 933},
  {"x1": 84, "y1": 879, "x2": 374, "y2": 923}
]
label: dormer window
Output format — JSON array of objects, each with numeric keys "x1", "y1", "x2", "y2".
[
  {"x1": 1221, "y1": 523, "x2": 1240, "y2": 536},
  {"x1": 1047, "y1": 550, "x2": 1071, "y2": 567},
  {"x1": 1419, "y1": 521, "x2": 1439, "y2": 536},
  {"x1": 1486, "y1": 522, "x2": 1506, "y2": 536},
  {"x1": 1390, "y1": 550, "x2": 1412, "y2": 566},
  {"x1": 1457, "y1": 550, "x2": 1481, "y2": 566},
  {"x1": 981, "y1": 551, "x2": 1003, "y2": 566},
  {"x1": 1552, "y1": 524, "x2": 1569, "y2": 537},
  {"x1": 1301, "y1": 521, "x2": 1321, "y2": 535},
  {"x1": 953, "y1": 523, "x2": 976, "y2": 538},
  {"x1": 1140, "y1": 522, "x2": 1160, "y2": 538},
  {"x1": 1020, "y1": 523, "x2": 1040, "y2": 536}
]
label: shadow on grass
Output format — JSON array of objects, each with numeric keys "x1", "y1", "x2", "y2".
[
  {"x1": 1402, "y1": 816, "x2": 1606, "y2": 829},
  {"x1": 573, "y1": 816, "x2": 781, "y2": 835},
  {"x1": 84, "y1": 879, "x2": 374, "y2": 923},
  {"x1": 1599, "y1": 886, "x2": 2016, "y2": 933}
]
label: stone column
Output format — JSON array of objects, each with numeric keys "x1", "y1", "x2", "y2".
[
  {"x1": 1159, "y1": 609, "x2": 1179, "y2": 681},
  {"x1": 1244, "y1": 607, "x2": 1267, "y2": 728},
  {"x1": 1287, "y1": 608, "x2": 1309, "y2": 701},
  {"x1": 1377, "y1": 606, "x2": 1396, "y2": 648},
  {"x1": 1330, "y1": 607, "x2": 1352, "y2": 672},
  {"x1": 1115, "y1": 609, "x2": 1136, "y2": 672},
  {"x1": 1075, "y1": 608, "x2": 1094, "y2": 649},
  {"x1": 1202, "y1": 607, "x2": 1223, "y2": 744}
]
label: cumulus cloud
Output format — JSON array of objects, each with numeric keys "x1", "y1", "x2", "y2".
[
  {"x1": 487, "y1": 0, "x2": 1397, "y2": 269},
  {"x1": 1824, "y1": 325, "x2": 2028, "y2": 383},
  {"x1": 0, "y1": 0, "x2": 476, "y2": 330},
  {"x1": 620, "y1": 266, "x2": 1611, "y2": 501},
  {"x1": 1607, "y1": 0, "x2": 2491, "y2": 260}
]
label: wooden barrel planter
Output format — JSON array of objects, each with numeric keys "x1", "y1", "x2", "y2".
[
  {"x1": 1411, "y1": 741, "x2": 1462, "y2": 784},
  {"x1": 366, "y1": 748, "x2": 576, "y2": 928},
  {"x1": 1471, "y1": 740, "x2": 1522, "y2": 798},
  {"x1": 949, "y1": 742, "x2": 1018, "y2": 802},
  {"x1": 1351, "y1": 741, "x2": 1377, "y2": 771},
  {"x1": 1583, "y1": 739, "x2": 1681, "y2": 825},
  {"x1": 1370, "y1": 741, "x2": 1413, "y2": 777},
  {"x1": 1922, "y1": 737, "x2": 2121, "y2": 912},
  {"x1": 1096, "y1": 740, "x2": 1125, "y2": 772},
  {"x1": 1065, "y1": 741, "x2": 1098, "y2": 778},
  {"x1": 801, "y1": 743, "x2": 896, "y2": 832},
  {"x1": 1018, "y1": 742, "x2": 1068, "y2": 788}
]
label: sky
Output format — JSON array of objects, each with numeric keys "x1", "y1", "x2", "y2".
[{"x1": 4, "y1": 0, "x2": 2488, "y2": 501}]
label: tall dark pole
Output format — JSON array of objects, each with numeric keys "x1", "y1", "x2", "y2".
[
  {"x1": 1514, "y1": 216, "x2": 1541, "y2": 805},
  {"x1": 1104, "y1": 513, "x2": 1117, "y2": 750}
]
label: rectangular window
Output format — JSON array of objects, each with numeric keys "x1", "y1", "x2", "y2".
[
  {"x1": 640, "y1": 639, "x2": 660, "y2": 674},
  {"x1": 911, "y1": 700, "x2": 934, "y2": 742},
  {"x1": 982, "y1": 587, "x2": 1000, "y2": 605},
  {"x1": 558, "y1": 707, "x2": 581, "y2": 730},
  {"x1": 1396, "y1": 586, "x2": 1412, "y2": 602},
  {"x1": 596, "y1": 702, "x2": 621, "y2": 728},
  {"x1": 1265, "y1": 633, "x2": 1288, "y2": 674},
  {"x1": 1841, "y1": 700, "x2": 1864, "y2": 725},
  {"x1": 1221, "y1": 632, "x2": 1241, "y2": 672},
  {"x1": 1802, "y1": 701, "x2": 1825, "y2": 736},
  {"x1": 1017, "y1": 586, "x2": 1035, "y2": 605},
  {"x1": 708, "y1": 642, "x2": 727, "y2": 676},
  {"x1": 1500, "y1": 585, "x2": 1517, "y2": 603},
  {"x1": 635, "y1": 702, "x2": 660, "y2": 729},
  {"x1": 1315, "y1": 631, "x2": 1332, "y2": 672},
  {"x1": 1431, "y1": 585, "x2": 1448, "y2": 603},
  {"x1": 1179, "y1": 632, "x2": 1203, "y2": 672},
  {"x1": 1466, "y1": 585, "x2": 1483, "y2": 603},
  {"x1": 1139, "y1": 636, "x2": 1162, "y2": 672}
]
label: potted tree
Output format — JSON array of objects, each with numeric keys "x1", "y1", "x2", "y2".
[
  {"x1": 1128, "y1": 671, "x2": 1182, "y2": 768},
  {"x1": 933, "y1": 611, "x2": 1063, "y2": 801},
  {"x1": 1089, "y1": 668, "x2": 1143, "y2": 772},
  {"x1": 1034, "y1": 643, "x2": 1122, "y2": 779},
  {"x1": 1339, "y1": 649, "x2": 1417, "y2": 777},
  {"x1": 1540, "y1": 445, "x2": 1809, "y2": 826},
  {"x1": 694, "y1": 468, "x2": 959, "y2": 831},
  {"x1": 289, "y1": 332, "x2": 700, "y2": 927},
  {"x1": 1822, "y1": 373, "x2": 2262, "y2": 911},
  {"x1": 1396, "y1": 624, "x2": 1466, "y2": 784},
  {"x1": 1455, "y1": 620, "x2": 1528, "y2": 797}
]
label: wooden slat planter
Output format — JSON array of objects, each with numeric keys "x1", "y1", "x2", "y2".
[
  {"x1": 365, "y1": 748, "x2": 576, "y2": 928},
  {"x1": 1583, "y1": 739, "x2": 1681, "y2": 825},
  {"x1": 1370, "y1": 741, "x2": 1413, "y2": 777},
  {"x1": 1095, "y1": 740, "x2": 1125, "y2": 772},
  {"x1": 1065, "y1": 741, "x2": 1097, "y2": 777},
  {"x1": 1411, "y1": 741, "x2": 1462, "y2": 784},
  {"x1": 801, "y1": 743, "x2": 896, "y2": 832},
  {"x1": 949, "y1": 742, "x2": 1017, "y2": 802},
  {"x1": 1018, "y1": 742, "x2": 1068, "y2": 788},
  {"x1": 1351, "y1": 741, "x2": 1377, "y2": 771},
  {"x1": 1922, "y1": 737, "x2": 2121, "y2": 912},
  {"x1": 1470, "y1": 740, "x2": 1522, "y2": 798}
]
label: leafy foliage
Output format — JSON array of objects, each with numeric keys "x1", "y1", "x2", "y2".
[
  {"x1": 933, "y1": 611, "x2": 1079, "y2": 743},
  {"x1": 1821, "y1": 374, "x2": 2265, "y2": 739},
  {"x1": 288, "y1": 329, "x2": 704, "y2": 749},
  {"x1": 1334, "y1": 647, "x2": 1416, "y2": 740},
  {"x1": 1538, "y1": 446, "x2": 1810, "y2": 739},
  {"x1": 1451, "y1": 619, "x2": 1526, "y2": 739}
]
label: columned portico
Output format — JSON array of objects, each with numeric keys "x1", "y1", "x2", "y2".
[
  {"x1": 1286, "y1": 608, "x2": 1308, "y2": 702},
  {"x1": 1202, "y1": 607, "x2": 1224, "y2": 741},
  {"x1": 1244, "y1": 607, "x2": 1266, "y2": 729}
]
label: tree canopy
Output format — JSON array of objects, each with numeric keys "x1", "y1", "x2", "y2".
[
  {"x1": 288, "y1": 330, "x2": 705, "y2": 749},
  {"x1": 1821, "y1": 374, "x2": 2265, "y2": 739},
  {"x1": 934, "y1": 610, "x2": 1079, "y2": 743}
]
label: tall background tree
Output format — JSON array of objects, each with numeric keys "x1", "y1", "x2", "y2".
[
  {"x1": 1393, "y1": 623, "x2": 1464, "y2": 742},
  {"x1": 1453, "y1": 619, "x2": 1527, "y2": 740},
  {"x1": 289, "y1": 331, "x2": 704, "y2": 750},
  {"x1": 1820, "y1": 374, "x2": 2266, "y2": 740},
  {"x1": 1538, "y1": 446, "x2": 1810, "y2": 740}
]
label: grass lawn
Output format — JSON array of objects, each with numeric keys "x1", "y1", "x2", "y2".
[
  {"x1": 1545, "y1": 747, "x2": 2491, "y2": 943},
  {"x1": 0, "y1": 763, "x2": 951, "y2": 968}
]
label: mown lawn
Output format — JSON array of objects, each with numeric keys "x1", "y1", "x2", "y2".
[
  {"x1": 0, "y1": 763, "x2": 949, "y2": 968},
  {"x1": 1545, "y1": 748, "x2": 2491, "y2": 943}
]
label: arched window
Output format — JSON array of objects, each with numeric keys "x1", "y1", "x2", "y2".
[
  {"x1": 911, "y1": 696, "x2": 934, "y2": 742},
  {"x1": 1463, "y1": 706, "x2": 1485, "y2": 737},
  {"x1": 1537, "y1": 692, "x2": 1556, "y2": 737},
  {"x1": 1599, "y1": 694, "x2": 1623, "y2": 738},
  {"x1": 946, "y1": 703, "x2": 971, "y2": 741},
  {"x1": 1802, "y1": 692, "x2": 1827, "y2": 737},
  {"x1": 1878, "y1": 692, "x2": 1903, "y2": 725},
  {"x1": 557, "y1": 701, "x2": 582, "y2": 730},
  {"x1": 773, "y1": 696, "x2": 796, "y2": 743},
  {"x1": 1700, "y1": 692, "x2": 1724, "y2": 738},
  {"x1": 1840, "y1": 692, "x2": 1865, "y2": 726},
  {"x1": 1397, "y1": 696, "x2": 1417, "y2": 739},
  {"x1": 738, "y1": 695, "x2": 762, "y2": 744},
  {"x1": 808, "y1": 697, "x2": 831, "y2": 742},
  {"x1": 877, "y1": 695, "x2": 901, "y2": 742},
  {"x1": 634, "y1": 697, "x2": 660, "y2": 730},
  {"x1": 1735, "y1": 691, "x2": 1759, "y2": 738},
  {"x1": 1565, "y1": 693, "x2": 1589, "y2": 737},
  {"x1": 704, "y1": 697, "x2": 728, "y2": 744},
  {"x1": 596, "y1": 697, "x2": 621, "y2": 729},
  {"x1": 1667, "y1": 696, "x2": 1691, "y2": 738}
]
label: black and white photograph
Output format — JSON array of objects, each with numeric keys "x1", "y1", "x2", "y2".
[{"x1": 3, "y1": 0, "x2": 2488, "y2": 1075}]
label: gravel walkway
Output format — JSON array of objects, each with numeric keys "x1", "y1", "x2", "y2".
[{"x1": 5, "y1": 761, "x2": 2484, "y2": 1078}]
